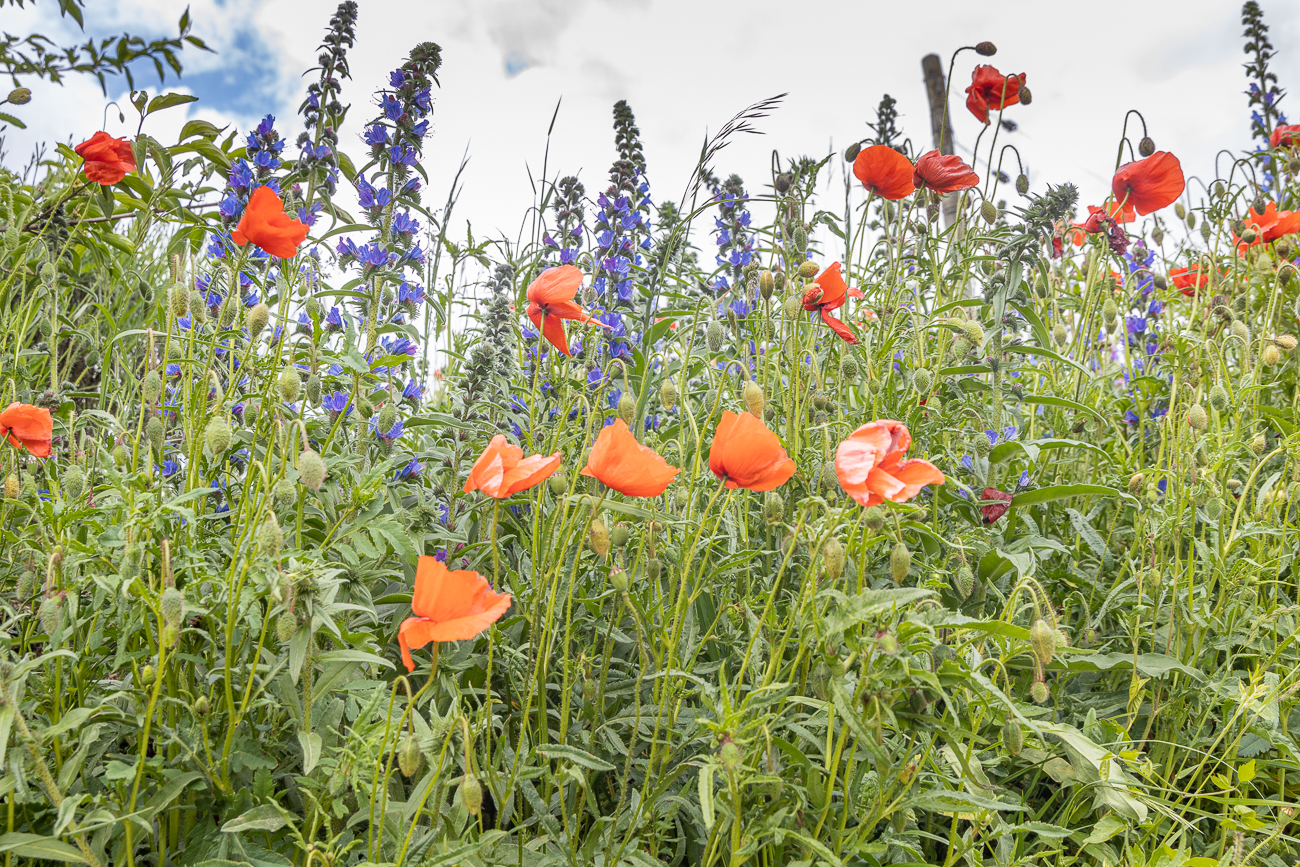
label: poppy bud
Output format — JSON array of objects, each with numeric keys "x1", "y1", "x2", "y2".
[
  {"x1": 16, "y1": 570, "x2": 35, "y2": 599},
  {"x1": 1251, "y1": 433, "x2": 1267, "y2": 454},
  {"x1": 782, "y1": 296, "x2": 802, "y2": 320},
  {"x1": 1241, "y1": 227, "x2": 1258, "y2": 245},
  {"x1": 1262, "y1": 344, "x2": 1281, "y2": 366},
  {"x1": 204, "y1": 415, "x2": 231, "y2": 457},
  {"x1": 61, "y1": 464, "x2": 85, "y2": 503},
  {"x1": 950, "y1": 336, "x2": 970, "y2": 360},
  {"x1": 890, "y1": 541, "x2": 911, "y2": 583},
  {"x1": 1029, "y1": 618, "x2": 1054, "y2": 666},
  {"x1": 980, "y1": 200, "x2": 997, "y2": 225},
  {"x1": 161, "y1": 586, "x2": 185, "y2": 629},
  {"x1": 764, "y1": 491, "x2": 784, "y2": 524},
  {"x1": 247, "y1": 303, "x2": 270, "y2": 339},
  {"x1": 112, "y1": 444, "x2": 129, "y2": 469},
  {"x1": 718, "y1": 738, "x2": 742, "y2": 772},
  {"x1": 610, "y1": 523, "x2": 630, "y2": 548},
  {"x1": 299, "y1": 449, "x2": 326, "y2": 491},
  {"x1": 189, "y1": 290, "x2": 207, "y2": 324},
  {"x1": 1002, "y1": 719, "x2": 1023, "y2": 756},
  {"x1": 793, "y1": 225, "x2": 807, "y2": 253},
  {"x1": 821, "y1": 536, "x2": 845, "y2": 581},
  {"x1": 912, "y1": 368, "x2": 933, "y2": 395},
  {"x1": 972, "y1": 433, "x2": 992, "y2": 457},
  {"x1": 609, "y1": 565, "x2": 630, "y2": 593},
  {"x1": 742, "y1": 381, "x2": 765, "y2": 417},
  {"x1": 169, "y1": 285, "x2": 189, "y2": 319},
  {"x1": 1102, "y1": 299, "x2": 1119, "y2": 329},
  {"x1": 843, "y1": 142, "x2": 861, "y2": 163},
  {"x1": 194, "y1": 695, "x2": 209, "y2": 715},
  {"x1": 1138, "y1": 136, "x2": 1156, "y2": 157},
  {"x1": 1152, "y1": 272, "x2": 1167, "y2": 291},
  {"x1": 588, "y1": 517, "x2": 610, "y2": 558},
  {"x1": 278, "y1": 366, "x2": 302, "y2": 403},
  {"x1": 1187, "y1": 404, "x2": 1208, "y2": 431},
  {"x1": 1208, "y1": 383, "x2": 1228, "y2": 411},
  {"x1": 864, "y1": 506, "x2": 885, "y2": 533},
  {"x1": 797, "y1": 260, "x2": 819, "y2": 280},
  {"x1": 617, "y1": 393, "x2": 636, "y2": 426},
  {"x1": 537, "y1": 470, "x2": 565, "y2": 497},
  {"x1": 1017, "y1": 85, "x2": 1031, "y2": 105},
  {"x1": 954, "y1": 565, "x2": 975, "y2": 599},
  {"x1": 461, "y1": 773, "x2": 483, "y2": 816},
  {"x1": 398, "y1": 732, "x2": 422, "y2": 778},
  {"x1": 39, "y1": 595, "x2": 62, "y2": 637},
  {"x1": 774, "y1": 173, "x2": 792, "y2": 194},
  {"x1": 646, "y1": 557, "x2": 662, "y2": 582},
  {"x1": 759, "y1": 270, "x2": 775, "y2": 298},
  {"x1": 375, "y1": 402, "x2": 397, "y2": 437},
  {"x1": 706, "y1": 321, "x2": 725, "y2": 352},
  {"x1": 659, "y1": 379, "x2": 678, "y2": 411},
  {"x1": 1276, "y1": 334, "x2": 1298, "y2": 351},
  {"x1": 357, "y1": 397, "x2": 374, "y2": 419},
  {"x1": 1174, "y1": 203, "x2": 1186, "y2": 220},
  {"x1": 1052, "y1": 322, "x2": 1068, "y2": 347},
  {"x1": 271, "y1": 477, "x2": 294, "y2": 511},
  {"x1": 146, "y1": 416, "x2": 164, "y2": 452},
  {"x1": 305, "y1": 372, "x2": 321, "y2": 407},
  {"x1": 141, "y1": 664, "x2": 155, "y2": 686},
  {"x1": 142, "y1": 370, "x2": 163, "y2": 405},
  {"x1": 7, "y1": 87, "x2": 31, "y2": 105},
  {"x1": 877, "y1": 631, "x2": 900, "y2": 655},
  {"x1": 1206, "y1": 496, "x2": 1224, "y2": 519},
  {"x1": 1230, "y1": 320, "x2": 1251, "y2": 344},
  {"x1": 960, "y1": 320, "x2": 985, "y2": 348},
  {"x1": 260, "y1": 513, "x2": 283, "y2": 559},
  {"x1": 840, "y1": 355, "x2": 859, "y2": 381},
  {"x1": 1030, "y1": 680, "x2": 1050, "y2": 704},
  {"x1": 975, "y1": 41, "x2": 997, "y2": 56},
  {"x1": 276, "y1": 612, "x2": 297, "y2": 642}
]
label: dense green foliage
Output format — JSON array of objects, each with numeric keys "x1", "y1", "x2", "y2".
[{"x1": 2, "y1": 3, "x2": 1300, "y2": 866}]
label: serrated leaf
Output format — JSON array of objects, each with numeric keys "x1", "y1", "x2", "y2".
[{"x1": 1065, "y1": 508, "x2": 1108, "y2": 556}]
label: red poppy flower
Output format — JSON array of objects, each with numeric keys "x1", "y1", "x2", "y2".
[
  {"x1": 913, "y1": 150, "x2": 980, "y2": 194},
  {"x1": 464, "y1": 434, "x2": 561, "y2": 498},
  {"x1": 1111, "y1": 151, "x2": 1184, "y2": 217},
  {"x1": 834, "y1": 420, "x2": 945, "y2": 507},
  {"x1": 801, "y1": 261, "x2": 858, "y2": 344},
  {"x1": 979, "y1": 487, "x2": 1013, "y2": 524},
  {"x1": 965, "y1": 65, "x2": 1026, "y2": 125},
  {"x1": 232, "y1": 186, "x2": 309, "y2": 258},
  {"x1": 580, "y1": 419, "x2": 679, "y2": 497},
  {"x1": 852, "y1": 145, "x2": 915, "y2": 200},
  {"x1": 1236, "y1": 201, "x2": 1300, "y2": 251},
  {"x1": 525, "y1": 265, "x2": 607, "y2": 357},
  {"x1": 1271, "y1": 124, "x2": 1300, "y2": 148},
  {"x1": 0, "y1": 402, "x2": 53, "y2": 457},
  {"x1": 73, "y1": 131, "x2": 136, "y2": 185},
  {"x1": 708, "y1": 410, "x2": 796, "y2": 492},
  {"x1": 1169, "y1": 265, "x2": 1213, "y2": 297},
  {"x1": 398, "y1": 556, "x2": 511, "y2": 672}
]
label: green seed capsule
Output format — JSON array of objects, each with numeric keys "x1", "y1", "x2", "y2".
[
  {"x1": 890, "y1": 541, "x2": 911, "y2": 583},
  {"x1": 161, "y1": 586, "x2": 185, "y2": 628},
  {"x1": 609, "y1": 566, "x2": 630, "y2": 593},
  {"x1": 461, "y1": 774, "x2": 483, "y2": 816},
  {"x1": 142, "y1": 369, "x2": 162, "y2": 404},
  {"x1": 743, "y1": 381, "x2": 765, "y2": 417},
  {"x1": 821, "y1": 536, "x2": 845, "y2": 581},
  {"x1": 547, "y1": 472, "x2": 567, "y2": 496},
  {"x1": 204, "y1": 415, "x2": 231, "y2": 457},
  {"x1": 617, "y1": 393, "x2": 636, "y2": 426},
  {"x1": 840, "y1": 355, "x2": 859, "y2": 380},
  {"x1": 1029, "y1": 618, "x2": 1054, "y2": 666},
  {"x1": 276, "y1": 612, "x2": 297, "y2": 643},
  {"x1": 1002, "y1": 719, "x2": 1023, "y2": 756},
  {"x1": 259, "y1": 513, "x2": 283, "y2": 559},
  {"x1": 610, "y1": 523, "x2": 630, "y2": 548},
  {"x1": 706, "y1": 321, "x2": 725, "y2": 352},
  {"x1": 298, "y1": 449, "x2": 326, "y2": 491},
  {"x1": 247, "y1": 303, "x2": 270, "y2": 338},
  {"x1": 398, "y1": 732, "x2": 422, "y2": 778},
  {"x1": 659, "y1": 379, "x2": 678, "y2": 411},
  {"x1": 147, "y1": 416, "x2": 164, "y2": 452},
  {"x1": 60, "y1": 465, "x2": 85, "y2": 502},
  {"x1": 278, "y1": 366, "x2": 302, "y2": 404}
]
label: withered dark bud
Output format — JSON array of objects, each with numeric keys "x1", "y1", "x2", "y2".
[
  {"x1": 1138, "y1": 136, "x2": 1155, "y2": 157},
  {"x1": 975, "y1": 41, "x2": 997, "y2": 56}
]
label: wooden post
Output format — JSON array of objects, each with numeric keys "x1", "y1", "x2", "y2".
[{"x1": 921, "y1": 53, "x2": 959, "y2": 226}]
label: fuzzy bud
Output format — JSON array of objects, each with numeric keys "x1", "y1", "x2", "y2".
[
  {"x1": 960, "y1": 319, "x2": 985, "y2": 348},
  {"x1": 142, "y1": 369, "x2": 162, "y2": 404},
  {"x1": 1017, "y1": 85, "x2": 1032, "y2": 105},
  {"x1": 1230, "y1": 320, "x2": 1251, "y2": 345},
  {"x1": 1014, "y1": 173, "x2": 1030, "y2": 195},
  {"x1": 204, "y1": 415, "x2": 231, "y2": 457},
  {"x1": 1275, "y1": 334, "x2": 1298, "y2": 351},
  {"x1": 1128, "y1": 472, "x2": 1145, "y2": 495},
  {"x1": 146, "y1": 416, "x2": 164, "y2": 452},
  {"x1": 1262, "y1": 344, "x2": 1281, "y2": 366},
  {"x1": 706, "y1": 321, "x2": 725, "y2": 352},
  {"x1": 162, "y1": 624, "x2": 179, "y2": 648},
  {"x1": 276, "y1": 612, "x2": 297, "y2": 642},
  {"x1": 260, "y1": 513, "x2": 283, "y2": 559},
  {"x1": 16, "y1": 570, "x2": 35, "y2": 599},
  {"x1": 972, "y1": 433, "x2": 992, "y2": 457},
  {"x1": 274, "y1": 477, "x2": 296, "y2": 511},
  {"x1": 864, "y1": 506, "x2": 885, "y2": 533},
  {"x1": 764, "y1": 491, "x2": 784, "y2": 524},
  {"x1": 1002, "y1": 719, "x2": 1023, "y2": 756},
  {"x1": 398, "y1": 732, "x2": 422, "y2": 778},
  {"x1": 1175, "y1": 203, "x2": 1187, "y2": 220},
  {"x1": 617, "y1": 393, "x2": 636, "y2": 426},
  {"x1": 889, "y1": 541, "x2": 911, "y2": 583},
  {"x1": 169, "y1": 285, "x2": 189, "y2": 319},
  {"x1": 461, "y1": 774, "x2": 483, "y2": 816},
  {"x1": 277, "y1": 366, "x2": 301, "y2": 404},
  {"x1": 39, "y1": 596, "x2": 62, "y2": 636},
  {"x1": 718, "y1": 738, "x2": 742, "y2": 772},
  {"x1": 161, "y1": 586, "x2": 185, "y2": 629},
  {"x1": 298, "y1": 449, "x2": 326, "y2": 491},
  {"x1": 646, "y1": 557, "x2": 662, "y2": 582},
  {"x1": 1205, "y1": 497, "x2": 1224, "y2": 519},
  {"x1": 975, "y1": 41, "x2": 997, "y2": 56},
  {"x1": 659, "y1": 379, "x2": 678, "y2": 411},
  {"x1": 305, "y1": 372, "x2": 322, "y2": 407},
  {"x1": 140, "y1": 664, "x2": 155, "y2": 686},
  {"x1": 782, "y1": 295, "x2": 802, "y2": 320},
  {"x1": 547, "y1": 472, "x2": 567, "y2": 496},
  {"x1": 840, "y1": 355, "x2": 859, "y2": 380},
  {"x1": 1251, "y1": 434, "x2": 1267, "y2": 455},
  {"x1": 1052, "y1": 323, "x2": 1068, "y2": 347},
  {"x1": 954, "y1": 565, "x2": 975, "y2": 599},
  {"x1": 610, "y1": 523, "x2": 630, "y2": 548},
  {"x1": 609, "y1": 566, "x2": 630, "y2": 593},
  {"x1": 797, "y1": 260, "x2": 820, "y2": 280},
  {"x1": 912, "y1": 368, "x2": 933, "y2": 395},
  {"x1": 60, "y1": 464, "x2": 85, "y2": 502},
  {"x1": 1138, "y1": 136, "x2": 1155, "y2": 157},
  {"x1": 742, "y1": 381, "x2": 765, "y2": 417},
  {"x1": 821, "y1": 536, "x2": 845, "y2": 581},
  {"x1": 1029, "y1": 618, "x2": 1055, "y2": 667},
  {"x1": 1187, "y1": 404, "x2": 1208, "y2": 431},
  {"x1": 189, "y1": 290, "x2": 207, "y2": 324},
  {"x1": 194, "y1": 695, "x2": 209, "y2": 716},
  {"x1": 843, "y1": 142, "x2": 861, "y2": 162},
  {"x1": 112, "y1": 444, "x2": 129, "y2": 468},
  {"x1": 758, "y1": 270, "x2": 775, "y2": 298},
  {"x1": 792, "y1": 225, "x2": 807, "y2": 253},
  {"x1": 6, "y1": 87, "x2": 31, "y2": 105},
  {"x1": 588, "y1": 517, "x2": 610, "y2": 558},
  {"x1": 1030, "y1": 680, "x2": 1050, "y2": 704},
  {"x1": 375, "y1": 402, "x2": 397, "y2": 437},
  {"x1": 247, "y1": 303, "x2": 270, "y2": 338},
  {"x1": 1102, "y1": 298, "x2": 1119, "y2": 328},
  {"x1": 980, "y1": 200, "x2": 997, "y2": 225}
]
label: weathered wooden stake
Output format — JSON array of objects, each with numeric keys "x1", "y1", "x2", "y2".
[{"x1": 921, "y1": 53, "x2": 959, "y2": 226}]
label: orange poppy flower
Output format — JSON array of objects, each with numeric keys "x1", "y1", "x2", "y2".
[
  {"x1": 464, "y1": 434, "x2": 561, "y2": 498},
  {"x1": 1236, "y1": 201, "x2": 1300, "y2": 251},
  {"x1": 801, "y1": 261, "x2": 858, "y2": 344},
  {"x1": 73, "y1": 131, "x2": 136, "y2": 185},
  {"x1": 1111, "y1": 151, "x2": 1183, "y2": 217},
  {"x1": 913, "y1": 150, "x2": 979, "y2": 194},
  {"x1": 834, "y1": 420, "x2": 945, "y2": 507},
  {"x1": 580, "y1": 419, "x2": 679, "y2": 497},
  {"x1": 398, "y1": 555, "x2": 511, "y2": 672},
  {"x1": 232, "y1": 186, "x2": 310, "y2": 258},
  {"x1": 0, "y1": 402, "x2": 53, "y2": 457},
  {"x1": 1271, "y1": 124, "x2": 1300, "y2": 148},
  {"x1": 1169, "y1": 265, "x2": 1214, "y2": 297},
  {"x1": 708, "y1": 410, "x2": 797, "y2": 492},
  {"x1": 965, "y1": 65, "x2": 1026, "y2": 125},
  {"x1": 852, "y1": 145, "x2": 915, "y2": 200},
  {"x1": 526, "y1": 265, "x2": 606, "y2": 357}
]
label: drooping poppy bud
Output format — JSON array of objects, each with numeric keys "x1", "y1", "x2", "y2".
[
  {"x1": 260, "y1": 512, "x2": 283, "y2": 559},
  {"x1": 742, "y1": 381, "x2": 765, "y2": 418},
  {"x1": 1139, "y1": 136, "x2": 1156, "y2": 157},
  {"x1": 161, "y1": 587, "x2": 186, "y2": 629},
  {"x1": 398, "y1": 732, "x2": 423, "y2": 778},
  {"x1": 5, "y1": 473, "x2": 19, "y2": 500},
  {"x1": 277, "y1": 612, "x2": 298, "y2": 642},
  {"x1": 821, "y1": 536, "x2": 845, "y2": 581},
  {"x1": 306, "y1": 371, "x2": 322, "y2": 406},
  {"x1": 706, "y1": 321, "x2": 725, "y2": 352},
  {"x1": 39, "y1": 595, "x2": 62, "y2": 636},
  {"x1": 61, "y1": 464, "x2": 85, "y2": 503},
  {"x1": 1015, "y1": 174, "x2": 1029, "y2": 195},
  {"x1": 764, "y1": 491, "x2": 784, "y2": 524},
  {"x1": 247, "y1": 303, "x2": 270, "y2": 338},
  {"x1": 275, "y1": 477, "x2": 296, "y2": 510},
  {"x1": 1187, "y1": 404, "x2": 1208, "y2": 431},
  {"x1": 1029, "y1": 618, "x2": 1054, "y2": 666},
  {"x1": 146, "y1": 416, "x2": 164, "y2": 452},
  {"x1": 1002, "y1": 719, "x2": 1023, "y2": 756},
  {"x1": 659, "y1": 379, "x2": 678, "y2": 411},
  {"x1": 204, "y1": 415, "x2": 231, "y2": 457},
  {"x1": 588, "y1": 517, "x2": 610, "y2": 558},
  {"x1": 617, "y1": 393, "x2": 637, "y2": 426},
  {"x1": 975, "y1": 41, "x2": 997, "y2": 56},
  {"x1": 1030, "y1": 680, "x2": 1050, "y2": 704},
  {"x1": 278, "y1": 366, "x2": 302, "y2": 403}
]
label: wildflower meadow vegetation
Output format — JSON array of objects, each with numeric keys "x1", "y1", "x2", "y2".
[{"x1": 4, "y1": 1, "x2": 1300, "y2": 865}]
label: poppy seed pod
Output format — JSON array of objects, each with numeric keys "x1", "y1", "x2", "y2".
[
  {"x1": 980, "y1": 200, "x2": 997, "y2": 224},
  {"x1": 588, "y1": 517, "x2": 610, "y2": 558},
  {"x1": 546, "y1": 471, "x2": 568, "y2": 496},
  {"x1": 659, "y1": 379, "x2": 678, "y2": 411},
  {"x1": 39, "y1": 596, "x2": 62, "y2": 637},
  {"x1": 146, "y1": 416, "x2": 164, "y2": 452},
  {"x1": 278, "y1": 366, "x2": 301, "y2": 404},
  {"x1": 1017, "y1": 85, "x2": 1032, "y2": 105},
  {"x1": 260, "y1": 513, "x2": 283, "y2": 559},
  {"x1": 461, "y1": 774, "x2": 483, "y2": 816},
  {"x1": 610, "y1": 523, "x2": 630, "y2": 548},
  {"x1": 298, "y1": 449, "x2": 326, "y2": 491},
  {"x1": 192, "y1": 694, "x2": 209, "y2": 716},
  {"x1": 1241, "y1": 227, "x2": 1258, "y2": 245},
  {"x1": 1052, "y1": 322, "x2": 1068, "y2": 347},
  {"x1": 204, "y1": 415, "x2": 231, "y2": 457},
  {"x1": 306, "y1": 371, "x2": 321, "y2": 406},
  {"x1": 161, "y1": 586, "x2": 185, "y2": 629},
  {"x1": 4, "y1": 473, "x2": 18, "y2": 501},
  {"x1": 821, "y1": 536, "x2": 846, "y2": 581},
  {"x1": 7, "y1": 87, "x2": 31, "y2": 105},
  {"x1": 1187, "y1": 404, "x2": 1208, "y2": 431},
  {"x1": 782, "y1": 295, "x2": 802, "y2": 319},
  {"x1": 1030, "y1": 680, "x2": 1050, "y2": 704},
  {"x1": 912, "y1": 368, "x2": 933, "y2": 395},
  {"x1": 398, "y1": 732, "x2": 422, "y2": 778},
  {"x1": 954, "y1": 565, "x2": 975, "y2": 599},
  {"x1": 742, "y1": 381, "x2": 765, "y2": 417},
  {"x1": 609, "y1": 566, "x2": 630, "y2": 593},
  {"x1": 706, "y1": 321, "x2": 725, "y2": 352},
  {"x1": 758, "y1": 270, "x2": 776, "y2": 299},
  {"x1": 141, "y1": 369, "x2": 162, "y2": 404},
  {"x1": 617, "y1": 393, "x2": 637, "y2": 426},
  {"x1": 1138, "y1": 136, "x2": 1156, "y2": 157},
  {"x1": 1014, "y1": 174, "x2": 1029, "y2": 195},
  {"x1": 890, "y1": 541, "x2": 911, "y2": 583},
  {"x1": 960, "y1": 319, "x2": 985, "y2": 347},
  {"x1": 798, "y1": 260, "x2": 820, "y2": 279},
  {"x1": 975, "y1": 41, "x2": 997, "y2": 56},
  {"x1": 1029, "y1": 618, "x2": 1054, "y2": 666},
  {"x1": 1002, "y1": 719, "x2": 1023, "y2": 756}
]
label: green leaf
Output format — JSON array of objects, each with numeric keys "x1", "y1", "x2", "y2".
[
  {"x1": 1063, "y1": 652, "x2": 1203, "y2": 681},
  {"x1": 1007, "y1": 343, "x2": 1093, "y2": 378},
  {"x1": 1041, "y1": 723, "x2": 1148, "y2": 823},
  {"x1": 179, "y1": 119, "x2": 223, "y2": 141},
  {"x1": 906, "y1": 788, "x2": 1026, "y2": 813},
  {"x1": 298, "y1": 730, "x2": 322, "y2": 775},
  {"x1": 1010, "y1": 484, "x2": 1138, "y2": 510},
  {"x1": 1065, "y1": 508, "x2": 1108, "y2": 556},
  {"x1": 0, "y1": 112, "x2": 27, "y2": 130},
  {"x1": 822, "y1": 588, "x2": 934, "y2": 638},
  {"x1": 536, "y1": 744, "x2": 615, "y2": 772},
  {"x1": 698, "y1": 763, "x2": 715, "y2": 830},
  {"x1": 1021, "y1": 394, "x2": 1106, "y2": 423},
  {"x1": 147, "y1": 93, "x2": 198, "y2": 114},
  {"x1": 221, "y1": 803, "x2": 287, "y2": 834},
  {"x1": 143, "y1": 771, "x2": 205, "y2": 820},
  {"x1": 0, "y1": 833, "x2": 87, "y2": 862}
]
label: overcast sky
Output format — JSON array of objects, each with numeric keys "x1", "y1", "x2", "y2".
[{"x1": 4, "y1": 0, "x2": 1300, "y2": 252}]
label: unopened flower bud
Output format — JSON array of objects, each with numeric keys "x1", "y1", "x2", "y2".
[
  {"x1": 169, "y1": 285, "x2": 189, "y2": 319},
  {"x1": 1002, "y1": 719, "x2": 1023, "y2": 756},
  {"x1": 718, "y1": 738, "x2": 742, "y2": 771},
  {"x1": 6, "y1": 87, "x2": 31, "y2": 105},
  {"x1": 1128, "y1": 472, "x2": 1145, "y2": 495},
  {"x1": 1102, "y1": 298, "x2": 1119, "y2": 328},
  {"x1": 782, "y1": 295, "x2": 802, "y2": 319},
  {"x1": 260, "y1": 512, "x2": 283, "y2": 559},
  {"x1": 758, "y1": 270, "x2": 775, "y2": 298},
  {"x1": 1029, "y1": 618, "x2": 1055, "y2": 666},
  {"x1": 821, "y1": 536, "x2": 845, "y2": 581},
  {"x1": 1017, "y1": 85, "x2": 1032, "y2": 105},
  {"x1": 972, "y1": 433, "x2": 992, "y2": 456},
  {"x1": 298, "y1": 449, "x2": 326, "y2": 491},
  {"x1": 954, "y1": 565, "x2": 975, "y2": 599},
  {"x1": 278, "y1": 366, "x2": 301, "y2": 403},
  {"x1": 864, "y1": 506, "x2": 885, "y2": 533},
  {"x1": 274, "y1": 477, "x2": 296, "y2": 510},
  {"x1": 793, "y1": 225, "x2": 807, "y2": 253},
  {"x1": 375, "y1": 402, "x2": 397, "y2": 437},
  {"x1": 890, "y1": 541, "x2": 911, "y2": 583},
  {"x1": 843, "y1": 142, "x2": 861, "y2": 162},
  {"x1": 706, "y1": 321, "x2": 725, "y2": 352},
  {"x1": 1187, "y1": 404, "x2": 1208, "y2": 431},
  {"x1": 610, "y1": 523, "x2": 630, "y2": 548},
  {"x1": 39, "y1": 595, "x2": 62, "y2": 636},
  {"x1": 305, "y1": 372, "x2": 321, "y2": 406},
  {"x1": 546, "y1": 472, "x2": 567, "y2": 496},
  {"x1": 1030, "y1": 680, "x2": 1050, "y2": 704},
  {"x1": 112, "y1": 444, "x2": 129, "y2": 468},
  {"x1": 1262, "y1": 344, "x2": 1281, "y2": 366},
  {"x1": 659, "y1": 379, "x2": 678, "y2": 410},
  {"x1": 60, "y1": 464, "x2": 85, "y2": 502},
  {"x1": 764, "y1": 491, "x2": 784, "y2": 524},
  {"x1": 16, "y1": 570, "x2": 35, "y2": 599},
  {"x1": 609, "y1": 565, "x2": 629, "y2": 593},
  {"x1": 774, "y1": 173, "x2": 792, "y2": 194},
  {"x1": 461, "y1": 774, "x2": 483, "y2": 816},
  {"x1": 141, "y1": 664, "x2": 155, "y2": 685},
  {"x1": 960, "y1": 320, "x2": 985, "y2": 348},
  {"x1": 142, "y1": 369, "x2": 162, "y2": 404},
  {"x1": 588, "y1": 517, "x2": 610, "y2": 558},
  {"x1": 980, "y1": 200, "x2": 997, "y2": 225},
  {"x1": 1251, "y1": 433, "x2": 1267, "y2": 454},
  {"x1": 146, "y1": 416, "x2": 164, "y2": 451},
  {"x1": 204, "y1": 415, "x2": 231, "y2": 456},
  {"x1": 912, "y1": 368, "x2": 933, "y2": 395},
  {"x1": 194, "y1": 695, "x2": 209, "y2": 715},
  {"x1": 246, "y1": 303, "x2": 270, "y2": 339},
  {"x1": 161, "y1": 586, "x2": 185, "y2": 629},
  {"x1": 189, "y1": 290, "x2": 207, "y2": 323},
  {"x1": 1175, "y1": 203, "x2": 1187, "y2": 220},
  {"x1": 1138, "y1": 136, "x2": 1155, "y2": 157},
  {"x1": 1013, "y1": 174, "x2": 1029, "y2": 196},
  {"x1": 617, "y1": 393, "x2": 636, "y2": 426},
  {"x1": 276, "y1": 612, "x2": 297, "y2": 642},
  {"x1": 840, "y1": 355, "x2": 859, "y2": 380},
  {"x1": 645, "y1": 557, "x2": 662, "y2": 582},
  {"x1": 398, "y1": 732, "x2": 422, "y2": 778},
  {"x1": 1274, "y1": 334, "x2": 1298, "y2": 351},
  {"x1": 1230, "y1": 320, "x2": 1250, "y2": 344},
  {"x1": 1052, "y1": 322, "x2": 1069, "y2": 347},
  {"x1": 742, "y1": 380, "x2": 765, "y2": 417},
  {"x1": 798, "y1": 260, "x2": 819, "y2": 280},
  {"x1": 975, "y1": 41, "x2": 997, "y2": 56}
]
